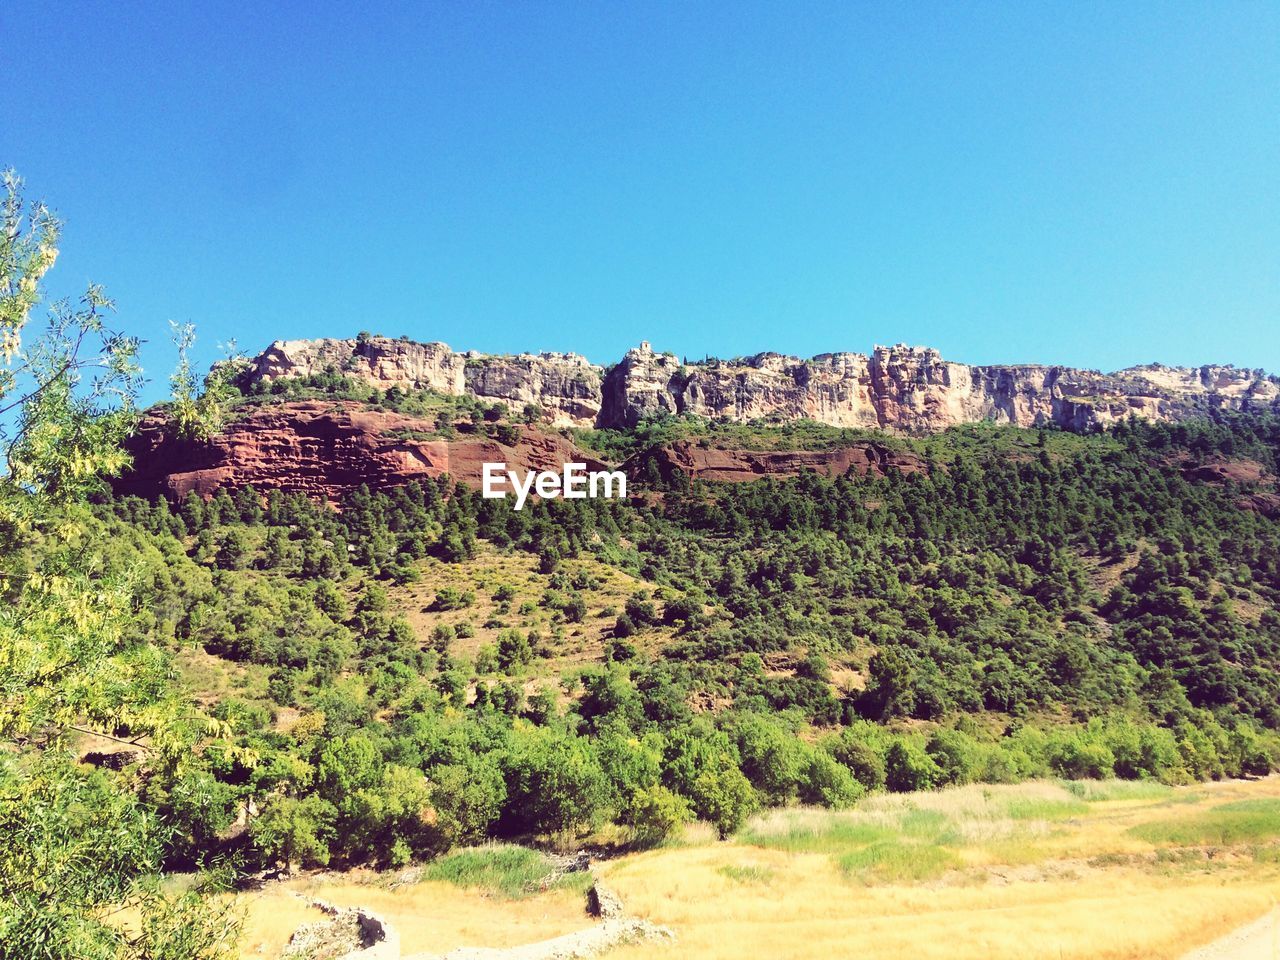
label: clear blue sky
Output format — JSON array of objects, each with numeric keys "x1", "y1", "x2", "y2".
[{"x1": 2, "y1": 2, "x2": 1277, "y2": 402}]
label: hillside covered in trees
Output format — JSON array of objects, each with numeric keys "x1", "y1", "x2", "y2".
[{"x1": 58, "y1": 401, "x2": 1280, "y2": 876}]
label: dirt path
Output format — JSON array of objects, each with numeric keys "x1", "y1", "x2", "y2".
[{"x1": 1181, "y1": 908, "x2": 1279, "y2": 960}]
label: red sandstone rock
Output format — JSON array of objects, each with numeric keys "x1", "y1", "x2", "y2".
[
  {"x1": 1167, "y1": 456, "x2": 1277, "y2": 515},
  {"x1": 115, "y1": 401, "x2": 607, "y2": 502},
  {"x1": 114, "y1": 401, "x2": 933, "y2": 502},
  {"x1": 622, "y1": 439, "x2": 928, "y2": 483},
  {"x1": 116, "y1": 402, "x2": 1270, "y2": 505},
  {"x1": 1181, "y1": 458, "x2": 1268, "y2": 485},
  {"x1": 1240, "y1": 492, "x2": 1280, "y2": 518}
]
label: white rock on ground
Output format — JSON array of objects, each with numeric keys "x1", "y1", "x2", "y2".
[{"x1": 402, "y1": 917, "x2": 674, "y2": 960}]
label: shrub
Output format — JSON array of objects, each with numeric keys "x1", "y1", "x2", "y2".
[
  {"x1": 624, "y1": 594, "x2": 658, "y2": 627},
  {"x1": 925, "y1": 729, "x2": 982, "y2": 786},
  {"x1": 525, "y1": 687, "x2": 558, "y2": 725},
  {"x1": 562, "y1": 593, "x2": 588, "y2": 623},
  {"x1": 798, "y1": 750, "x2": 864, "y2": 808},
  {"x1": 663, "y1": 595, "x2": 703, "y2": 627},
  {"x1": 434, "y1": 586, "x2": 475, "y2": 611},
  {"x1": 496, "y1": 629, "x2": 533, "y2": 671},
  {"x1": 624, "y1": 784, "x2": 692, "y2": 846},
  {"x1": 475, "y1": 644, "x2": 498, "y2": 674},
  {"x1": 1048, "y1": 731, "x2": 1116, "y2": 779},
  {"x1": 826, "y1": 727, "x2": 887, "y2": 791},
  {"x1": 885, "y1": 740, "x2": 942, "y2": 792}
]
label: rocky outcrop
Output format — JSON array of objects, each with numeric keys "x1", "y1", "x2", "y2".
[
  {"x1": 1174, "y1": 456, "x2": 1279, "y2": 518},
  {"x1": 464, "y1": 354, "x2": 602, "y2": 426},
  {"x1": 625, "y1": 439, "x2": 928, "y2": 484},
  {"x1": 585, "y1": 883, "x2": 625, "y2": 920},
  {"x1": 115, "y1": 337, "x2": 1280, "y2": 502},
  {"x1": 114, "y1": 402, "x2": 607, "y2": 503},
  {"x1": 601, "y1": 343, "x2": 1279, "y2": 432},
  {"x1": 247, "y1": 338, "x2": 601, "y2": 427},
  {"x1": 252, "y1": 338, "x2": 468, "y2": 395},
  {"x1": 113, "y1": 400, "x2": 935, "y2": 502},
  {"x1": 244, "y1": 336, "x2": 1280, "y2": 434},
  {"x1": 283, "y1": 896, "x2": 399, "y2": 960}
]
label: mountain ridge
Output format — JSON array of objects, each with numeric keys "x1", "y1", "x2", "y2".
[{"x1": 243, "y1": 335, "x2": 1280, "y2": 433}]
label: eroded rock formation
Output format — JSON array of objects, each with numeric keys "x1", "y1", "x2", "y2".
[
  {"x1": 114, "y1": 401, "x2": 931, "y2": 502},
  {"x1": 248, "y1": 338, "x2": 602, "y2": 427},
  {"x1": 113, "y1": 335, "x2": 1280, "y2": 502},
  {"x1": 245, "y1": 336, "x2": 1279, "y2": 433},
  {"x1": 115, "y1": 401, "x2": 607, "y2": 502}
]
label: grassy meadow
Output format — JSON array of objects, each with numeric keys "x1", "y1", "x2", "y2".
[{"x1": 236, "y1": 775, "x2": 1280, "y2": 960}]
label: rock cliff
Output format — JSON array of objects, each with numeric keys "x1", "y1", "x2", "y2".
[
  {"x1": 115, "y1": 401, "x2": 607, "y2": 503},
  {"x1": 247, "y1": 338, "x2": 602, "y2": 427},
  {"x1": 114, "y1": 402, "x2": 929, "y2": 503},
  {"x1": 115, "y1": 335, "x2": 1279, "y2": 503},
  {"x1": 245, "y1": 336, "x2": 1279, "y2": 433}
]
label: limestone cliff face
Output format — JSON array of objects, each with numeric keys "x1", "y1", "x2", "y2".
[
  {"x1": 599, "y1": 343, "x2": 1279, "y2": 431},
  {"x1": 463, "y1": 354, "x2": 602, "y2": 426},
  {"x1": 247, "y1": 338, "x2": 601, "y2": 427},
  {"x1": 250, "y1": 338, "x2": 469, "y2": 394},
  {"x1": 244, "y1": 336, "x2": 1280, "y2": 433}
]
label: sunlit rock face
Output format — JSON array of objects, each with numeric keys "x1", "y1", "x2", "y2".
[
  {"x1": 114, "y1": 401, "x2": 606, "y2": 502},
  {"x1": 245, "y1": 336, "x2": 1280, "y2": 432},
  {"x1": 463, "y1": 353, "x2": 603, "y2": 427},
  {"x1": 249, "y1": 337, "x2": 469, "y2": 395},
  {"x1": 117, "y1": 340, "x2": 1278, "y2": 503},
  {"x1": 247, "y1": 337, "x2": 603, "y2": 427}
]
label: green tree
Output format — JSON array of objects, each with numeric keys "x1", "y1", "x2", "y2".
[
  {"x1": 885, "y1": 740, "x2": 942, "y2": 792},
  {"x1": 691, "y1": 766, "x2": 757, "y2": 839},
  {"x1": 0, "y1": 170, "x2": 238, "y2": 959},
  {"x1": 497, "y1": 628, "x2": 533, "y2": 671},
  {"x1": 250, "y1": 794, "x2": 338, "y2": 870},
  {"x1": 798, "y1": 750, "x2": 863, "y2": 808},
  {"x1": 430, "y1": 757, "x2": 507, "y2": 845},
  {"x1": 167, "y1": 321, "x2": 241, "y2": 441},
  {"x1": 501, "y1": 727, "x2": 608, "y2": 837},
  {"x1": 623, "y1": 784, "x2": 691, "y2": 847}
]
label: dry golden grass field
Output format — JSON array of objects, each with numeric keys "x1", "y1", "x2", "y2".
[
  {"x1": 236, "y1": 870, "x2": 591, "y2": 959},
  {"x1": 236, "y1": 776, "x2": 1280, "y2": 960}
]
